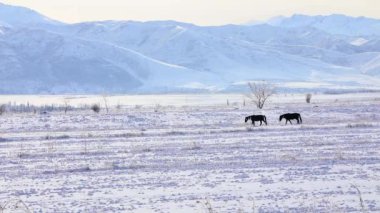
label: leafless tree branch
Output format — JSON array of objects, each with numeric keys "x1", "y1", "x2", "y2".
[{"x1": 246, "y1": 81, "x2": 275, "y2": 109}]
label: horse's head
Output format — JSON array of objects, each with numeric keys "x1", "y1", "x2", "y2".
[
  {"x1": 245, "y1": 116, "x2": 249, "y2": 123},
  {"x1": 279, "y1": 115, "x2": 283, "y2": 122}
]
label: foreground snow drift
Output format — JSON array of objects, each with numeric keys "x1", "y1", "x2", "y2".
[{"x1": 0, "y1": 93, "x2": 380, "y2": 212}]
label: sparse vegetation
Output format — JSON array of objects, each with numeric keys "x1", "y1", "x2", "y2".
[
  {"x1": 82, "y1": 140, "x2": 88, "y2": 155},
  {"x1": 190, "y1": 142, "x2": 201, "y2": 150},
  {"x1": 63, "y1": 99, "x2": 70, "y2": 114},
  {"x1": 154, "y1": 104, "x2": 161, "y2": 112},
  {"x1": 346, "y1": 123, "x2": 373, "y2": 128},
  {"x1": 202, "y1": 199, "x2": 214, "y2": 213},
  {"x1": 0, "y1": 198, "x2": 31, "y2": 213},
  {"x1": 351, "y1": 184, "x2": 366, "y2": 212},
  {"x1": 44, "y1": 134, "x2": 70, "y2": 140}
]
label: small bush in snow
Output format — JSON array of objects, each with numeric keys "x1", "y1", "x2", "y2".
[
  {"x1": 0, "y1": 104, "x2": 6, "y2": 115},
  {"x1": 63, "y1": 99, "x2": 70, "y2": 114},
  {"x1": 306, "y1": 93, "x2": 312, "y2": 103},
  {"x1": 154, "y1": 104, "x2": 161, "y2": 112},
  {"x1": 189, "y1": 142, "x2": 201, "y2": 150},
  {"x1": 91, "y1": 104, "x2": 101, "y2": 113},
  {"x1": 202, "y1": 199, "x2": 214, "y2": 213}
]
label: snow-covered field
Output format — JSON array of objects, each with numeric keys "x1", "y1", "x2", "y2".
[{"x1": 0, "y1": 93, "x2": 380, "y2": 212}]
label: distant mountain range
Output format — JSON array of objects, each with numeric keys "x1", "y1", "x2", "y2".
[{"x1": 1, "y1": 2, "x2": 380, "y2": 93}]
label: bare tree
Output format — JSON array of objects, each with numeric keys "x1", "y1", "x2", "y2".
[{"x1": 246, "y1": 81, "x2": 275, "y2": 109}]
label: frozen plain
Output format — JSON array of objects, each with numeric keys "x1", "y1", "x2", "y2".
[{"x1": 0, "y1": 93, "x2": 380, "y2": 212}]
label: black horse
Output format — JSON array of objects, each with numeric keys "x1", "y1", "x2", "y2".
[
  {"x1": 245, "y1": 115, "x2": 267, "y2": 126},
  {"x1": 279, "y1": 113, "x2": 302, "y2": 125}
]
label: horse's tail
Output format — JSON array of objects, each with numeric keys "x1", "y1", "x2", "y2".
[
  {"x1": 264, "y1": 116, "x2": 267, "y2": 125},
  {"x1": 299, "y1": 114, "x2": 302, "y2": 123},
  {"x1": 279, "y1": 115, "x2": 282, "y2": 122}
]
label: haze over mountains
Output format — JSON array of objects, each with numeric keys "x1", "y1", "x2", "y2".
[{"x1": 1, "y1": 2, "x2": 380, "y2": 93}]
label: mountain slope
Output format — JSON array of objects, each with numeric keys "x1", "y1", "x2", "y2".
[
  {"x1": 0, "y1": 3, "x2": 63, "y2": 28},
  {"x1": 64, "y1": 21, "x2": 379, "y2": 80},
  {"x1": 268, "y1": 14, "x2": 380, "y2": 36},
  {"x1": 1, "y1": 2, "x2": 380, "y2": 93},
  {"x1": 0, "y1": 27, "x2": 222, "y2": 93}
]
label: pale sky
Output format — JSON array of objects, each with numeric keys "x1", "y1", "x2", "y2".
[{"x1": 2, "y1": 0, "x2": 379, "y2": 25}]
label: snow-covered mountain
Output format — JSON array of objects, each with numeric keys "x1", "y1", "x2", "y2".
[
  {"x1": 1, "y1": 2, "x2": 380, "y2": 93},
  {"x1": 267, "y1": 14, "x2": 380, "y2": 36},
  {"x1": 0, "y1": 2, "x2": 63, "y2": 29}
]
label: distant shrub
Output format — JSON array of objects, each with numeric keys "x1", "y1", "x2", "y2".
[
  {"x1": 202, "y1": 199, "x2": 214, "y2": 213},
  {"x1": 306, "y1": 93, "x2": 312, "y2": 103},
  {"x1": 91, "y1": 104, "x2": 101, "y2": 113},
  {"x1": 0, "y1": 104, "x2": 6, "y2": 115},
  {"x1": 188, "y1": 142, "x2": 201, "y2": 150},
  {"x1": 154, "y1": 104, "x2": 161, "y2": 112},
  {"x1": 63, "y1": 99, "x2": 70, "y2": 114}
]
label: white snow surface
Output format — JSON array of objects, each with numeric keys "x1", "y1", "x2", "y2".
[
  {"x1": 0, "y1": 93, "x2": 380, "y2": 212},
  {"x1": 351, "y1": 38, "x2": 369, "y2": 46}
]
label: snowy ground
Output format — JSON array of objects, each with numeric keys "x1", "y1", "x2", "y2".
[{"x1": 0, "y1": 93, "x2": 380, "y2": 212}]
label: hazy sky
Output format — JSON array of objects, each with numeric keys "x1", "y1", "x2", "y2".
[{"x1": 2, "y1": 0, "x2": 379, "y2": 25}]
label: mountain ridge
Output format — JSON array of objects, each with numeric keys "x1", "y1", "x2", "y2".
[{"x1": 1, "y1": 2, "x2": 380, "y2": 93}]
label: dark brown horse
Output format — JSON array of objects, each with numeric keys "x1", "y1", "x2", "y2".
[
  {"x1": 279, "y1": 113, "x2": 302, "y2": 125},
  {"x1": 245, "y1": 115, "x2": 267, "y2": 126}
]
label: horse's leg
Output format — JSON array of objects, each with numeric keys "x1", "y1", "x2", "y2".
[
  {"x1": 252, "y1": 121, "x2": 255, "y2": 126},
  {"x1": 289, "y1": 120, "x2": 293, "y2": 125},
  {"x1": 260, "y1": 120, "x2": 262, "y2": 126},
  {"x1": 285, "y1": 120, "x2": 288, "y2": 125}
]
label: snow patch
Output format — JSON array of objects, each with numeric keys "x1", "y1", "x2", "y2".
[{"x1": 350, "y1": 38, "x2": 369, "y2": 46}]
